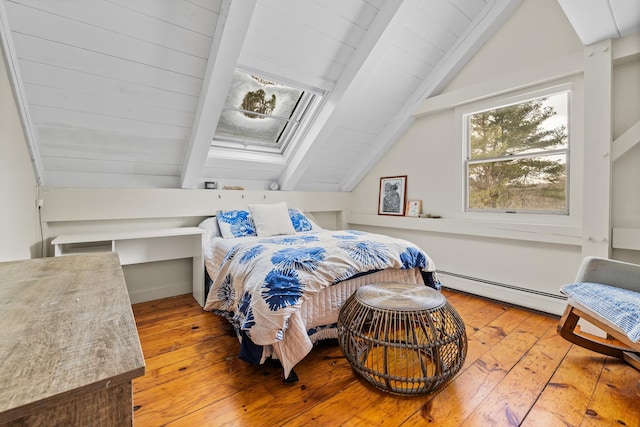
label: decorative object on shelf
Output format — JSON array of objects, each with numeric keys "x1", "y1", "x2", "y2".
[
  {"x1": 378, "y1": 175, "x2": 407, "y2": 216},
  {"x1": 204, "y1": 181, "x2": 217, "y2": 189},
  {"x1": 420, "y1": 213, "x2": 441, "y2": 219},
  {"x1": 406, "y1": 200, "x2": 422, "y2": 217},
  {"x1": 270, "y1": 182, "x2": 280, "y2": 191},
  {"x1": 223, "y1": 185, "x2": 245, "y2": 190}
]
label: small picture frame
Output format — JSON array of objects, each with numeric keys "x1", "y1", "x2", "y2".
[
  {"x1": 406, "y1": 200, "x2": 422, "y2": 217},
  {"x1": 378, "y1": 176, "x2": 407, "y2": 216}
]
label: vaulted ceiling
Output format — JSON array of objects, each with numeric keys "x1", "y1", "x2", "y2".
[{"x1": 1, "y1": 0, "x2": 638, "y2": 191}]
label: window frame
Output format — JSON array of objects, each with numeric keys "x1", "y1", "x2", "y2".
[
  {"x1": 458, "y1": 84, "x2": 572, "y2": 216},
  {"x1": 211, "y1": 68, "x2": 324, "y2": 156}
]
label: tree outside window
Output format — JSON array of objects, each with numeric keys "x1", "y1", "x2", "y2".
[{"x1": 465, "y1": 92, "x2": 569, "y2": 213}]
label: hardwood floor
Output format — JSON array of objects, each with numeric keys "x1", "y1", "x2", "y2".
[{"x1": 132, "y1": 289, "x2": 639, "y2": 426}]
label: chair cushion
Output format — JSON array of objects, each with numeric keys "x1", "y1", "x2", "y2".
[{"x1": 560, "y1": 282, "x2": 640, "y2": 343}]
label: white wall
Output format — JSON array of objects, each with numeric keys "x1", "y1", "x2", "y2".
[
  {"x1": 349, "y1": 0, "x2": 640, "y2": 315},
  {"x1": 41, "y1": 187, "x2": 350, "y2": 302},
  {"x1": 0, "y1": 47, "x2": 39, "y2": 261}
]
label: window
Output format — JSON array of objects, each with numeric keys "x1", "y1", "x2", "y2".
[
  {"x1": 463, "y1": 90, "x2": 569, "y2": 214},
  {"x1": 212, "y1": 70, "x2": 321, "y2": 154}
]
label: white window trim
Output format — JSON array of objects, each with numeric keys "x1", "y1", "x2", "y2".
[{"x1": 453, "y1": 81, "x2": 581, "y2": 226}]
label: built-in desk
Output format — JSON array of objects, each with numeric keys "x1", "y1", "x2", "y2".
[
  {"x1": 0, "y1": 253, "x2": 145, "y2": 425},
  {"x1": 52, "y1": 228, "x2": 205, "y2": 305}
]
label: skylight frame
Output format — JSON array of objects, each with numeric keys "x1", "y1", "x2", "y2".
[{"x1": 211, "y1": 69, "x2": 323, "y2": 156}]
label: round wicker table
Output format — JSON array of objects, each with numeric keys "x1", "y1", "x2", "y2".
[{"x1": 337, "y1": 283, "x2": 467, "y2": 395}]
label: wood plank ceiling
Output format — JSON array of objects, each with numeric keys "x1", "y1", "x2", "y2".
[{"x1": 1, "y1": 0, "x2": 637, "y2": 191}]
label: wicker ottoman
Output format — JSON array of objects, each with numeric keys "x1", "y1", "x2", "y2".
[{"x1": 337, "y1": 282, "x2": 467, "y2": 395}]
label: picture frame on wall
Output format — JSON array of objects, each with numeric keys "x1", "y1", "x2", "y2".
[
  {"x1": 378, "y1": 175, "x2": 407, "y2": 216},
  {"x1": 406, "y1": 200, "x2": 422, "y2": 217}
]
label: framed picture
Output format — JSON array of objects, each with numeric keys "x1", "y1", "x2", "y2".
[
  {"x1": 378, "y1": 175, "x2": 407, "y2": 216},
  {"x1": 406, "y1": 200, "x2": 422, "y2": 217}
]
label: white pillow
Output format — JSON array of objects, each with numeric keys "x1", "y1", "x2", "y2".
[
  {"x1": 197, "y1": 216, "x2": 221, "y2": 239},
  {"x1": 248, "y1": 202, "x2": 296, "y2": 237}
]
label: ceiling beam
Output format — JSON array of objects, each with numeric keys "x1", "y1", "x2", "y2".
[
  {"x1": 278, "y1": 0, "x2": 407, "y2": 191},
  {"x1": 340, "y1": 0, "x2": 523, "y2": 191},
  {"x1": 557, "y1": 0, "x2": 619, "y2": 45},
  {"x1": 0, "y1": 0, "x2": 44, "y2": 185},
  {"x1": 180, "y1": 0, "x2": 257, "y2": 189}
]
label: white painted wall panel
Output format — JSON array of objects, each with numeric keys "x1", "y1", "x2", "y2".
[
  {"x1": 19, "y1": 62, "x2": 198, "y2": 113},
  {"x1": 249, "y1": 3, "x2": 354, "y2": 67},
  {"x1": 42, "y1": 157, "x2": 181, "y2": 177},
  {"x1": 12, "y1": 34, "x2": 203, "y2": 96},
  {"x1": 103, "y1": 0, "x2": 221, "y2": 37},
  {"x1": 45, "y1": 171, "x2": 181, "y2": 188},
  {"x1": 6, "y1": 2, "x2": 208, "y2": 78},
  {"x1": 259, "y1": 0, "x2": 367, "y2": 49},
  {"x1": 415, "y1": 0, "x2": 472, "y2": 38},
  {"x1": 8, "y1": 0, "x2": 214, "y2": 58},
  {"x1": 24, "y1": 85, "x2": 194, "y2": 128},
  {"x1": 0, "y1": 51, "x2": 39, "y2": 261},
  {"x1": 30, "y1": 106, "x2": 191, "y2": 140},
  {"x1": 38, "y1": 132, "x2": 186, "y2": 164},
  {"x1": 451, "y1": 0, "x2": 490, "y2": 20}
]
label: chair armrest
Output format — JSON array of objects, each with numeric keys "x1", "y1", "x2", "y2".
[{"x1": 575, "y1": 256, "x2": 640, "y2": 293}]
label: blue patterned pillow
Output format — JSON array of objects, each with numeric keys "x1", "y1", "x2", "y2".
[
  {"x1": 216, "y1": 210, "x2": 256, "y2": 238},
  {"x1": 288, "y1": 208, "x2": 314, "y2": 232}
]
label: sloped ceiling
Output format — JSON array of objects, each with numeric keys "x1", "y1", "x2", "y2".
[{"x1": 1, "y1": 0, "x2": 637, "y2": 191}]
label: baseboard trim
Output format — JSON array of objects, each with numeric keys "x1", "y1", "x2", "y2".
[
  {"x1": 128, "y1": 281, "x2": 192, "y2": 304},
  {"x1": 438, "y1": 271, "x2": 567, "y2": 316}
]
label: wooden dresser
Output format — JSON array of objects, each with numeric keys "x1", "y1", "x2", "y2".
[{"x1": 0, "y1": 253, "x2": 145, "y2": 425}]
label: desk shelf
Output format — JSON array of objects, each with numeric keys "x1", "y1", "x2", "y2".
[{"x1": 52, "y1": 228, "x2": 205, "y2": 305}]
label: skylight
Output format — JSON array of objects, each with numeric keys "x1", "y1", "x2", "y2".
[{"x1": 212, "y1": 70, "x2": 321, "y2": 154}]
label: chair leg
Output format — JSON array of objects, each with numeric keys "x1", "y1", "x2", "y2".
[{"x1": 557, "y1": 305, "x2": 630, "y2": 359}]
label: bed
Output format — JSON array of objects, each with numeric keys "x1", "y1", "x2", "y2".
[{"x1": 198, "y1": 203, "x2": 440, "y2": 380}]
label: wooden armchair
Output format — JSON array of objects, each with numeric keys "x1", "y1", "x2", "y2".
[{"x1": 557, "y1": 256, "x2": 640, "y2": 394}]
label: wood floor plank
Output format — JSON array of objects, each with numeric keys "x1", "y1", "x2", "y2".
[
  {"x1": 451, "y1": 297, "x2": 506, "y2": 331},
  {"x1": 132, "y1": 294, "x2": 199, "y2": 319},
  {"x1": 133, "y1": 338, "x2": 227, "y2": 394},
  {"x1": 131, "y1": 292, "x2": 639, "y2": 426},
  {"x1": 580, "y1": 357, "x2": 640, "y2": 426},
  {"x1": 133, "y1": 352, "x2": 283, "y2": 426},
  {"x1": 521, "y1": 345, "x2": 606, "y2": 426},
  {"x1": 136, "y1": 317, "x2": 229, "y2": 359},
  {"x1": 163, "y1": 384, "x2": 277, "y2": 426},
  {"x1": 281, "y1": 379, "x2": 405, "y2": 426},
  {"x1": 418, "y1": 316, "x2": 557, "y2": 425},
  {"x1": 459, "y1": 321, "x2": 571, "y2": 426},
  {"x1": 237, "y1": 363, "x2": 359, "y2": 426},
  {"x1": 464, "y1": 305, "x2": 536, "y2": 366}
]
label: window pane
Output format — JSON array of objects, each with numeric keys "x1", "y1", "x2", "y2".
[
  {"x1": 215, "y1": 71, "x2": 303, "y2": 145},
  {"x1": 469, "y1": 93, "x2": 568, "y2": 160},
  {"x1": 468, "y1": 154, "x2": 566, "y2": 211},
  {"x1": 216, "y1": 108, "x2": 287, "y2": 144}
]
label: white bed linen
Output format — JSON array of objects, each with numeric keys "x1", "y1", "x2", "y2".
[{"x1": 202, "y1": 230, "x2": 434, "y2": 376}]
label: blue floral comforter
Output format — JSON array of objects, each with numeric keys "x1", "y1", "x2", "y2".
[{"x1": 203, "y1": 229, "x2": 437, "y2": 375}]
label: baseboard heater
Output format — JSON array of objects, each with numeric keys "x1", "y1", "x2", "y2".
[{"x1": 437, "y1": 270, "x2": 567, "y2": 316}]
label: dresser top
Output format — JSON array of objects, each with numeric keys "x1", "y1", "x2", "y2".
[{"x1": 0, "y1": 253, "x2": 145, "y2": 422}]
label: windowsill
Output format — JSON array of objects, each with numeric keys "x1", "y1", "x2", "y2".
[{"x1": 347, "y1": 213, "x2": 582, "y2": 246}]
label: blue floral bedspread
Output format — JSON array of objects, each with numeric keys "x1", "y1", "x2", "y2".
[{"x1": 203, "y1": 229, "x2": 438, "y2": 374}]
